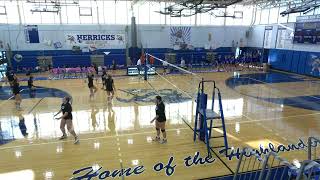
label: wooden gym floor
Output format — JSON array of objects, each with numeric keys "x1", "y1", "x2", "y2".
[{"x1": 0, "y1": 70, "x2": 319, "y2": 179}]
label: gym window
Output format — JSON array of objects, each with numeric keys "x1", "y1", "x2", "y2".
[{"x1": 0, "y1": 6, "x2": 6, "y2": 15}]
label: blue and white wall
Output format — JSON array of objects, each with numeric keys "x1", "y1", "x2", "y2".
[
  {"x1": 248, "y1": 24, "x2": 320, "y2": 77},
  {"x1": 0, "y1": 24, "x2": 250, "y2": 68},
  {"x1": 0, "y1": 24, "x2": 249, "y2": 50},
  {"x1": 248, "y1": 24, "x2": 320, "y2": 52}
]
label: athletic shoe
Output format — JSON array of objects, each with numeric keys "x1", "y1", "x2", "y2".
[
  {"x1": 59, "y1": 135, "x2": 67, "y2": 140},
  {"x1": 152, "y1": 136, "x2": 160, "y2": 142},
  {"x1": 74, "y1": 137, "x2": 79, "y2": 144},
  {"x1": 16, "y1": 106, "x2": 22, "y2": 111},
  {"x1": 160, "y1": 139, "x2": 167, "y2": 144}
]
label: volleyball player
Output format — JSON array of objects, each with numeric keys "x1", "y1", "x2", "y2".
[
  {"x1": 112, "y1": 60, "x2": 117, "y2": 73},
  {"x1": 54, "y1": 96, "x2": 79, "y2": 144},
  {"x1": 28, "y1": 75, "x2": 36, "y2": 90},
  {"x1": 28, "y1": 75, "x2": 36, "y2": 98},
  {"x1": 87, "y1": 72, "x2": 97, "y2": 97},
  {"x1": 5, "y1": 68, "x2": 15, "y2": 87},
  {"x1": 150, "y1": 96, "x2": 167, "y2": 144},
  {"x1": 93, "y1": 64, "x2": 98, "y2": 75},
  {"x1": 104, "y1": 74, "x2": 116, "y2": 101},
  {"x1": 12, "y1": 77, "x2": 22, "y2": 110},
  {"x1": 101, "y1": 68, "x2": 107, "y2": 89}
]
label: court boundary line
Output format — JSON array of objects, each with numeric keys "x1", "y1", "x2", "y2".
[
  {"x1": 271, "y1": 69, "x2": 320, "y2": 82},
  {"x1": 0, "y1": 127, "x2": 190, "y2": 150},
  {"x1": 0, "y1": 88, "x2": 26, "y2": 106},
  {"x1": 236, "y1": 112, "x2": 320, "y2": 124},
  {"x1": 239, "y1": 76, "x2": 320, "y2": 101}
]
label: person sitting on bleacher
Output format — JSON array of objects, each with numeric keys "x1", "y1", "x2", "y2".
[
  {"x1": 112, "y1": 60, "x2": 117, "y2": 72},
  {"x1": 35, "y1": 66, "x2": 40, "y2": 72},
  {"x1": 98, "y1": 66, "x2": 102, "y2": 76},
  {"x1": 140, "y1": 54, "x2": 146, "y2": 65},
  {"x1": 180, "y1": 58, "x2": 186, "y2": 70},
  {"x1": 149, "y1": 56, "x2": 154, "y2": 65},
  {"x1": 137, "y1": 58, "x2": 142, "y2": 75},
  {"x1": 163, "y1": 59, "x2": 168, "y2": 75}
]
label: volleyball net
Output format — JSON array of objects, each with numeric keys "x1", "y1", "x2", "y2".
[{"x1": 144, "y1": 53, "x2": 203, "y2": 101}]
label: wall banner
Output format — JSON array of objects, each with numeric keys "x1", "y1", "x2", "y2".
[
  {"x1": 65, "y1": 33, "x2": 125, "y2": 48},
  {"x1": 170, "y1": 26, "x2": 192, "y2": 50}
]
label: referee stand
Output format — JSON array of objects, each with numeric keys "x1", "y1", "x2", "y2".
[{"x1": 194, "y1": 79, "x2": 229, "y2": 157}]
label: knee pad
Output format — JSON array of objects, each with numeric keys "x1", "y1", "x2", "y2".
[
  {"x1": 161, "y1": 129, "x2": 165, "y2": 133},
  {"x1": 156, "y1": 128, "x2": 160, "y2": 131}
]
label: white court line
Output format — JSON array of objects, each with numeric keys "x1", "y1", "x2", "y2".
[
  {"x1": 0, "y1": 127, "x2": 190, "y2": 150},
  {"x1": 241, "y1": 114, "x2": 254, "y2": 121},
  {"x1": 225, "y1": 112, "x2": 320, "y2": 125},
  {"x1": 0, "y1": 88, "x2": 26, "y2": 106},
  {"x1": 271, "y1": 69, "x2": 320, "y2": 82},
  {"x1": 241, "y1": 76, "x2": 320, "y2": 100},
  {"x1": 2, "y1": 109, "x2": 317, "y2": 150}
]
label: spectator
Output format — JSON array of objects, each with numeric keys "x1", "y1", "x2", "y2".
[
  {"x1": 180, "y1": 58, "x2": 186, "y2": 69},
  {"x1": 112, "y1": 60, "x2": 117, "y2": 72}
]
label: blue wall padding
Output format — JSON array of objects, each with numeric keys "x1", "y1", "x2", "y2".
[{"x1": 269, "y1": 49, "x2": 320, "y2": 78}]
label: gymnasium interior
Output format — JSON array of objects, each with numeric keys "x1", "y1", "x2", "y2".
[{"x1": 0, "y1": 0, "x2": 320, "y2": 179}]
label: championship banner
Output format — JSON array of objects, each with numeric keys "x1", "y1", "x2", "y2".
[
  {"x1": 65, "y1": 33, "x2": 125, "y2": 49},
  {"x1": 170, "y1": 27, "x2": 191, "y2": 50},
  {"x1": 263, "y1": 27, "x2": 272, "y2": 49},
  {"x1": 24, "y1": 25, "x2": 40, "y2": 43}
]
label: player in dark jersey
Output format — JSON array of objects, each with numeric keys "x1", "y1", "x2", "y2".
[
  {"x1": 5, "y1": 68, "x2": 15, "y2": 87},
  {"x1": 28, "y1": 75, "x2": 36, "y2": 90},
  {"x1": 104, "y1": 74, "x2": 116, "y2": 101},
  {"x1": 112, "y1": 60, "x2": 117, "y2": 73},
  {"x1": 101, "y1": 68, "x2": 107, "y2": 89},
  {"x1": 150, "y1": 96, "x2": 167, "y2": 144},
  {"x1": 87, "y1": 72, "x2": 97, "y2": 98},
  {"x1": 93, "y1": 64, "x2": 98, "y2": 75},
  {"x1": 12, "y1": 77, "x2": 22, "y2": 110},
  {"x1": 54, "y1": 96, "x2": 79, "y2": 144},
  {"x1": 28, "y1": 75, "x2": 36, "y2": 98}
]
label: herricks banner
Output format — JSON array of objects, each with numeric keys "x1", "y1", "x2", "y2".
[{"x1": 65, "y1": 33, "x2": 125, "y2": 48}]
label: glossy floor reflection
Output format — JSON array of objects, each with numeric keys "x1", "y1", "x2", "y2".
[{"x1": 0, "y1": 70, "x2": 320, "y2": 179}]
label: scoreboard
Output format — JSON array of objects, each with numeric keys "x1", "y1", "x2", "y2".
[{"x1": 294, "y1": 15, "x2": 320, "y2": 44}]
